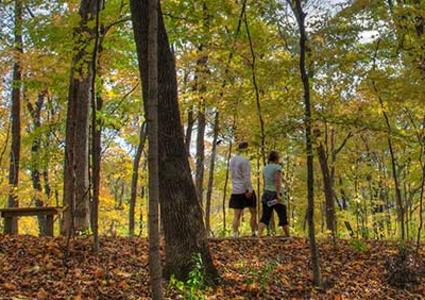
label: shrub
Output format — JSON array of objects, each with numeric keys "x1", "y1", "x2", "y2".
[{"x1": 385, "y1": 244, "x2": 419, "y2": 289}]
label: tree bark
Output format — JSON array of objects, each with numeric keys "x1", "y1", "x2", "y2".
[
  {"x1": 129, "y1": 122, "x2": 147, "y2": 236},
  {"x1": 417, "y1": 160, "x2": 425, "y2": 249},
  {"x1": 63, "y1": 0, "x2": 100, "y2": 235},
  {"x1": 416, "y1": 117, "x2": 425, "y2": 250},
  {"x1": 130, "y1": 0, "x2": 217, "y2": 281},
  {"x1": 195, "y1": 98, "x2": 206, "y2": 207},
  {"x1": 290, "y1": 0, "x2": 322, "y2": 286},
  {"x1": 195, "y1": 2, "x2": 209, "y2": 208},
  {"x1": 146, "y1": 0, "x2": 163, "y2": 297},
  {"x1": 185, "y1": 106, "x2": 195, "y2": 156},
  {"x1": 316, "y1": 139, "x2": 336, "y2": 241},
  {"x1": 244, "y1": 13, "x2": 266, "y2": 165},
  {"x1": 90, "y1": 0, "x2": 103, "y2": 252},
  {"x1": 205, "y1": 111, "x2": 219, "y2": 234},
  {"x1": 27, "y1": 91, "x2": 47, "y2": 235},
  {"x1": 5, "y1": 0, "x2": 23, "y2": 234},
  {"x1": 222, "y1": 141, "x2": 232, "y2": 233},
  {"x1": 371, "y1": 40, "x2": 405, "y2": 240}
]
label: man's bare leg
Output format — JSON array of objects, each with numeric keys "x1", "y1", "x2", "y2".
[
  {"x1": 232, "y1": 209, "x2": 243, "y2": 238},
  {"x1": 249, "y1": 207, "x2": 258, "y2": 236}
]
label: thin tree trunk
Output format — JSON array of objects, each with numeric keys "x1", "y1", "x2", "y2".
[
  {"x1": 222, "y1": 141, "x2": 232, "y2": 233},
  {"x1": 316, "y1": 138, "x2": 336, "y2": 241},
  {"x1": 417, "y1": 162, "x2": 425, "y2": 249},
  {"x1": 256, "y1": 150, "x2": 261, "y2": 226},
  {"x1": 43, "y1": 96, "x2": 53, "y2": 202},
  {"x1": 185, "y1": 106, "x2": 194, "y2": 155},
  {"x1": 5, "y1": 0, "x2": 23, "y2": 234},
  {"x1": 129, "y1": 122, "x2": 147, "y2": 236},
  {"x1": 195, "y1": 99, "x2": 206, "y2": 207},
  {"x1": 140, "y1": 185, "x2": 146, "y2": 235},
  {"x1": 27, "y1": 91, "x2": 47, "y2": 235},
  {"x1": 385, "y1": 130, "x2": 404, "y2": 240},
  {"x1": 195, "y1": 2, "x2": 209, "y2": 208},
  {"x1": 290, "y1": 0, "x2": 322, "y2": 286},
  {"x1": 371, "y1": 40, "x2": 405, "y2": 240},
  {"x1": 216, "y1": 0, "x2": 246, "y2": 235},
  {"x1": 43, "y1": 169, "x2": 51, "y2": 199},
  {"x1": 408, "y1": 114, "x2": 425, "y2": 250},
  {"x1": 146, "y1": 0, "x2": 163, "y2": 297},
  {"x1": 130, "y1": 0, "x2": 217, "y2": 281},
  {"x1": 0, "y1": 122, "x2": 10, "y2": 169},
  {"x1": 90, "y1": 0, "x2": 103, "y2": 252},
  {"x1": 244, "y1": 13, "x2": 266, "y2": 165},
  {"x1": 63, "y1": 0, "x2": 100, "y2": 235},
  {"x1": 417, "y1": 119, "x2": 425, "y2": 249},
  {"x1": 205, "y1": 111, "x2": 219, "y2": 234}
]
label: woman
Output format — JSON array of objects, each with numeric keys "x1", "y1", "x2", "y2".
[{"x1": 258, "y1": 150, "x2": 290, "y2": 237}]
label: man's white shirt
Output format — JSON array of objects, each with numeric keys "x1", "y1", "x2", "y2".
[{"x1": 230, "y1": 154, "x2": 253, "y2": 194}]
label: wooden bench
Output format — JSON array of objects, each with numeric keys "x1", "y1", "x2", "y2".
[{"x1": 0, "y1": 207, "x2": 61, "y2": 236}]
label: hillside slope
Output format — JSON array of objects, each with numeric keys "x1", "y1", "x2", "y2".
[{"x1": 0, "y1": 235, "x2": 424, "y2": 299}]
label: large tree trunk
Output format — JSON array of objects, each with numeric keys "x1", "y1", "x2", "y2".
[
  {"x1": 146, "y1": 0, "x2": 163, "y2": 297},
  {"x1": 205, "y1": 111, "x2": 219, "y2": 234},
  {"x1": 63, "y1": 0, "x2": 100, "y2": 235},
  {"x1": 291, "y1": 0, "x2": 322, "y2": 287},
  {"x1": 5, "y1": 0, "x2": 23, "y2": 234},
  {"x1": 130, "y1": 0, "x2": 217, "y2": 281},
  {"x1": 129, "y1": 122, "x2": 147, "y2": 236}
]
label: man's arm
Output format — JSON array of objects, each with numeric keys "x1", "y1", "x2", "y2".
[{"x1": 244, "y1": 159, "x2": 254, "y2": 195}]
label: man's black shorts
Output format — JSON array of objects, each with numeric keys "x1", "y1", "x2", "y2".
[{"x1": 229, "y1": 192, "x2": 257, "y2": 209}]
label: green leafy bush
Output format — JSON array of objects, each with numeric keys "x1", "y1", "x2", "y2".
[
  {"x1": 349, "y1": 238, "x2": 369, "y2": 253},
  {"x1": 169, "y1": 253, "x2": 206, "y2": 300}
]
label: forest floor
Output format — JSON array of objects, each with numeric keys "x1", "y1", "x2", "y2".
[{"x1": 0, "y1": 235, "x2": 424, "y2": 299}]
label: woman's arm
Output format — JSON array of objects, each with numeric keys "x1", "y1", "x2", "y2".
[{"x1": 274, "y1": 171, "x2": 282, "y2": 198}]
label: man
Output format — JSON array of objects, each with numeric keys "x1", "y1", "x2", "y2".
[{"x1": 229, "y1": 141, "x2": 257, "y2": 237}]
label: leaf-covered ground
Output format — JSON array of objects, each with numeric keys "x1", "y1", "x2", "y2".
[{"x1": 0, "y1": 235, "x2": 424, "y2": 299}]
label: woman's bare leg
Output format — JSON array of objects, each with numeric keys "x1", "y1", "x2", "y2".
[
  {"x1": 283, "y1": 225, "x2": 290, "y2": 237},
  {"x1": 258, "y1": 222, "x2": 267, "y2": 237}
]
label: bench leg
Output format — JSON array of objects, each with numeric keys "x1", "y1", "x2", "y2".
[
  {"x1": 4, "y1": 217, "x2": 13, "y2": 234},
  {"x1": 45, "y1": 216, "x2": 54, "y2": 237}
]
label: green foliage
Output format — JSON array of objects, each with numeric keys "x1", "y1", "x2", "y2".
[
  {"x1": 349, "y1": 238, "x2": 369, "y2": 253},
  {"x1": 169, "y1": 253, "x2": 206, "y2": 300},
  {"x1": 240, "y1": 260, "x2": 278, "y2": 292},
  {"x1": 216, "y1": 227, "x2": 232, "y2": 238}
]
